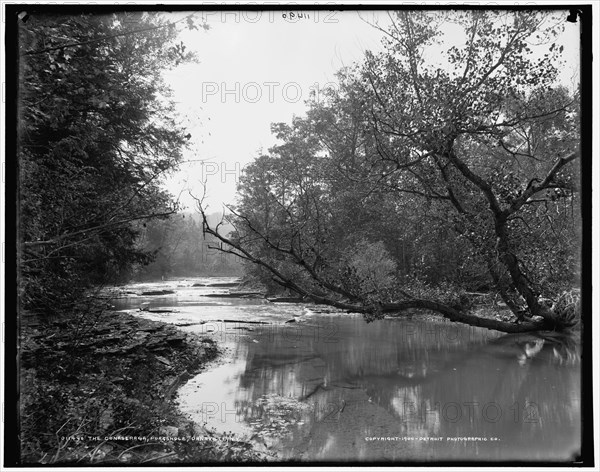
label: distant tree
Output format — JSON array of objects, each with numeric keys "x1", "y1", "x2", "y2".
[{"x1": 133, "y1": 213, "x2": 243, "y2": 279}]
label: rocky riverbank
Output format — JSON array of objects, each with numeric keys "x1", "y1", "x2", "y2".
[{"x1": 20, "y1": 309, "x2": 265, "y2": 464}]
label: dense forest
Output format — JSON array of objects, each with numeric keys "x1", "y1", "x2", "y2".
[
  {"x1": 18, "y1": 12, "x2": 211, "y2": 316},
  {"x1": 133, "y1": 212, "x2": 242, "y2": 280},
  {"x1": 201, "y1": 10, "x2": 582, "y2": 333}
]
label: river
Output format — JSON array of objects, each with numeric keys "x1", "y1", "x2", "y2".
[{"x1": 112, "y1": 276, "x2": 581, "y2": 462}]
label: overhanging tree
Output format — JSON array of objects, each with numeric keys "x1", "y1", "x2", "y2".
[{"x1": 199, "y1": 10, "x2": 581, "y2": 332}]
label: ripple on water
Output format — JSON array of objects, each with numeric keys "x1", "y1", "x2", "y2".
[{"x1": 113, "y1": 278, "x2": 581, "y2": 462}]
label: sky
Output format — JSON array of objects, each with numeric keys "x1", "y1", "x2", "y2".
[
  {"x1": 162, "y1": 10, "x2": 391, "y2": 212},
  {"x1": 160, "y1": 9, "x2": 581, "y2": 212}
]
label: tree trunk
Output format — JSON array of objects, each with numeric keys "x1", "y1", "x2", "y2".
[{"x1": 493, "y1": 216, "x2": 560, "y2": 327}]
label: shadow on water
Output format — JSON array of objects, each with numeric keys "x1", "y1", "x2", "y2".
[
  {"x1": 114, "y1": 278, "x2": 580, "y2": 462},
  {"x1": 179, "y1": 314, "x2": 580, "y2": 462}
]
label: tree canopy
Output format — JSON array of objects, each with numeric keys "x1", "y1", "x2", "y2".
[
  {"x1": 200, "y1": 10, "x2": 581, "y2": 333},
  {"x1": 18, "y1": 12, "x2": 202, "y2": 314}
]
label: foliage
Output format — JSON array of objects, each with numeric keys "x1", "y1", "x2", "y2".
[
  {"x1": 206, "y1": 10, "x2": 580, "y2": 331},
  {"x1": 15, "y1": 11, "x2": 261, "y2": 466},
  {"x1": 340, "y1": 240, "x2": 398, "y2": 302},
  {"x1": 18, "y1": 12, "x2": 199, "y2": 315}
]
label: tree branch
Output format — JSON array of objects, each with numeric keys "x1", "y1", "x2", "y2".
[
  {"x1": 23, "y1": 210, "x2": 175, "y2": 247},
  {"x1": 506, "y1": 151, "x2": 579, "y2": 216}
]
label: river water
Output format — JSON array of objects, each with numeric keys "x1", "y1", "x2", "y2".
[{"x1": 113, "y1": 277, "x2": 581, "y2": 462}]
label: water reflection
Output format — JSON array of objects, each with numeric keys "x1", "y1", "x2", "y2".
[
  {"x1": 113, "y1": 278, "x2": 581, "y2": 461},
  {"x1": 178, "y1": 314, "x2": 580, "y2": 462}
]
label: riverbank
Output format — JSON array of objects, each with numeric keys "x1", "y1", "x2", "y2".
[{"x1": 19, "y1": 307, "x2": 266, "y2": 464}]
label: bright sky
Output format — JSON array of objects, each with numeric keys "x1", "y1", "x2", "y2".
[
  {"x1": 160, "y1": 9, "x2": 580, "y2": 212},
  {"x1": 161, "y1": 10, "x2": 391, "y2": 212}
]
